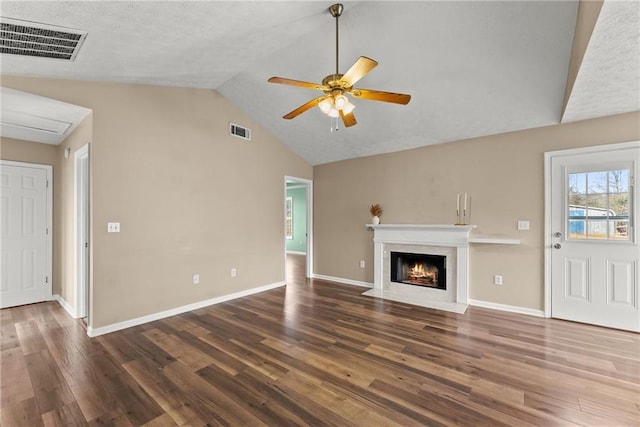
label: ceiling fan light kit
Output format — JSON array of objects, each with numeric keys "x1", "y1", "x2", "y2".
[{"x1": 268, "y1": 3, "x2": 411, "y2": 128}]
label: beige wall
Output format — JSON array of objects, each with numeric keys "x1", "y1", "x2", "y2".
[
  {"x1": 313, "y1": 111, "x2": 640, "y2": 310},
  {"x1": 562, "y1": 0, "x2": 603, "y2": 113},
  {"x1": 1, "y1": 137, "x2": 58, "y2": 166},
  {"x1": 1, "y1": 76, "x2": 312, "y2": 329}
]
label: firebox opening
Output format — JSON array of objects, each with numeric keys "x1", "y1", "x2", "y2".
[{"x1": 390, "y1": 252, "x2": 446, "y2": 290}]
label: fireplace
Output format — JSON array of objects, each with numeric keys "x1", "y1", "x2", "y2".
[
  {"x1": 364, "y1": 224, "x2": 476, "y2": 313},
  {"x1": 390, "y1": 252, "x2": 446, "y2": 290}
]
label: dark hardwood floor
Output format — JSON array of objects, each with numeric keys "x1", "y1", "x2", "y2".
[{"x1": 1, "y1": 253, "x2": 639, "y2": 426}]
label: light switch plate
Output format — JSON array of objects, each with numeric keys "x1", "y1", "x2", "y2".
[
  {"x1": 107, "y1": 222, "x2": 120, "y2": 233},
  {"x1": 517, "y1": 220, "x2": 530, "y2": 230}
]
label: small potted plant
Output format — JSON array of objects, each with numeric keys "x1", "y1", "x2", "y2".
[{"x1": 370, "y1": 204, "x2": 382, "y2": 224}]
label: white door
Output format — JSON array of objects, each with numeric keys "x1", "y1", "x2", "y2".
[
  {"x1": 550, "y1": 145, "x2": 639, "y2": 331},
  {"x1": 1, "y1": 162, "x2": 52, "y2": 308}
]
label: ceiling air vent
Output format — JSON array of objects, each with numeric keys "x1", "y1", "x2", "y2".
[
  {"x1": 0, "y1": 17, "x2": 87, "y2": 61},
  {"x1": 230, "y1": 123, "x2": 251, "y2": 141}
]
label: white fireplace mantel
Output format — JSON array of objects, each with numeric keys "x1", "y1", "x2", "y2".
[
  {"x1": 364, "y1": 224, "x2": 477, "y2": 313},
  {"x1": 367, "y1": 224, "x2": 476, "y2": 246}
]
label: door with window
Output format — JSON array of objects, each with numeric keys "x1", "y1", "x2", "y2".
[
  {"x1": 1, "y1": 162, "x2": 52, "y2": 308},
  {"x1": 550, "y1": 145, "x2": 639, "y2": 332}
]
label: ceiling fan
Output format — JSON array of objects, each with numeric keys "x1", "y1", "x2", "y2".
[{"x1": 268, "y1": 3, "x2": 411, "y2": 128}]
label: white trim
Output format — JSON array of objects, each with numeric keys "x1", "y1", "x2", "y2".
[
  {"x1": 54, "y1": 294, "x2": 78, "y2": 318},
  {"x1": 86, "y1": 281, "x2": 286, "y2": 337},
  {"x1": 0, "y1": 160, "x2": 53, "y2": 307},
  {"x1": 286, "y1": 250, "x2": 307, "y2": 256},
  {"x1": 543, "y1": 140, "x2": 640, "y2": 319},
  {"x1": 469, "y1": 237, "x2": 520, "y2": 245},
  {"x1": 74, "y1": 143, "x2": 90, "y2": 321},
  {"x1": 312, "y1": 273, "x2": 373, "y2": 288},
  {"x1": 284, "y1": 176, "x2": 313, "y2": 278},
  {"x1": 468, "y1": 299, "x2": 545, "y2": 317}
]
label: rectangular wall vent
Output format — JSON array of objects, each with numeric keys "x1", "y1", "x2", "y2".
[
  {"x1": 0, "y1": 17, "x2": 87, "y2": 61},
  {"x1": 230, "y1": 123, "x2": 251, "y2": 141}
]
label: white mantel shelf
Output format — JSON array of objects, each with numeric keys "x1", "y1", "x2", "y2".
[
  {"x1": 468, "y1": 237, "x2": 521, "y2": 245},
  {"x1": 366, "y1": 224, "x2": 475, "y2": 231},
  {"x1": 366, "y1": 224, "x2": 520, "y2": 245}
]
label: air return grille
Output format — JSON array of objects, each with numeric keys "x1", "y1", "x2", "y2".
[
  {"x1": 230, "y1": 123, "x2": 251, "y2": 141},
  {"x1": 0, "y1": 18, "x2": 87, "y2": 61}
]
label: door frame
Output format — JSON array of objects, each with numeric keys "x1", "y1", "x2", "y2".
[
  {"x1": 544, "y1": 140, "x2": 640, "y2": 318},
  {"x1": 284, "y1": 176, "x2": 313, "y2": 278},
  {"x1": 0, "y1": 160, "x2": 53, "y2": 304},
  {"x1": 74, "y1": 144, "x2": 90, "y2": 320}
]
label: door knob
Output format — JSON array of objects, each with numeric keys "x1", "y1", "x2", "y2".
[
  {"x1": 554, "y1": 243, "x2": 562, "y2": 249},
  {"x1": 554, "y1": 232, "x2": 562, "y2": 237}
]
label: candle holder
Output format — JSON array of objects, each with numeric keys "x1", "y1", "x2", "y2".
[
  {"x1": 455, "y1": 209, "x2": 468, "y2": 226},
  {"x1": 455, "y1": 192, "x2": 469, "y2": 225}
]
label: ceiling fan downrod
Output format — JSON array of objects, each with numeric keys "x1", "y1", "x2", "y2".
[{"x1": 329, "y1": 4, "x2": 343, "y2": 75}]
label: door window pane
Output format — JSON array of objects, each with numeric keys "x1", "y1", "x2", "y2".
[
  {"x1": 285, "y1": 196, "x2": 293, "y2": 239},
  {"x1": 567, "y1": 167, "x2": 632, "y2": 241}
]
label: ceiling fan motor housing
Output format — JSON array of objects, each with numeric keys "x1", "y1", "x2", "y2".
[{"x1": 322, "y1": 74, "x2": 349, "y2": 90}]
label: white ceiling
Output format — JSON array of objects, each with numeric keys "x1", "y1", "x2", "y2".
[
  {"x1": 0, "y1": 1, "x2": 638, "y2": 164},
  {"x1": 562, "y1": 0, "x2": 640, "y2": 122}
]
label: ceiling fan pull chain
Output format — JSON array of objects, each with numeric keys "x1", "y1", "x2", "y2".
[{"x1": 330, "y1": 116, "x2": 339, "y2": 133}]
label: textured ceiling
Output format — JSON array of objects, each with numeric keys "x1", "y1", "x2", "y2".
[
  {"x1": 0, "y1": 1, "x2": 638, "y2": 164},
  {"x1": 562, "y1": 0, "x2": 640, "y2": 122}
]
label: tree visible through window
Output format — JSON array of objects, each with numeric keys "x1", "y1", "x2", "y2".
[
  {"x1": 568, "y1": 167, "x2": 632, "y2": 240},
  {"x1": 285, "y1": 196, "x2": 293, "y2": 239}
]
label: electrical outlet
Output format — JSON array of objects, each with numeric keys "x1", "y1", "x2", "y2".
[
  {"x1": 517, "y1": 220, "x2": 530, "y2": 230},
  {"x1": 192, "y1": 274, "x2": 200, "y2": 285},
  {"x1": 231, "y1": 268, "x2": 237, "y2": 278},
  {"x1": 494, "y1": 274, "x2": 503, "y2": 285},
  {"x1": 107, "y1": 222, "x2": 120, "y2": 233},
  {"x1": 359, "y1": 260, "x2": 365, "y2": 269}
]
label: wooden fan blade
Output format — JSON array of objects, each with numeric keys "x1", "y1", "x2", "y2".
[
  {"x1": 350, "y1": 88, "x2": 411, "y2": 105},
  {"x1": 268, "y1": 77, "x2": 327, "y2": 91},
  {"x1": 283, "y1": 96, "x2": 327, "y2": 120},
  {"x1": 340, "y1": 56, "x2": 378, "y2": 87},
  {"x1": 340, "y1": 110, "x2": 357, "y2": 127}
]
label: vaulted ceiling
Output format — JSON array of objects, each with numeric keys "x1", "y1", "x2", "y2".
[{"x1": 1, "y1": 1, "x2": 638, "y2": 165}]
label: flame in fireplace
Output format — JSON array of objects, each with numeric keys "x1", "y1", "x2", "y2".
[{"x1": 408, "y1": 263, "x2": 437, "y2": 284}]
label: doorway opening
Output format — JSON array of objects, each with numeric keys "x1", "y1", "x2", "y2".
[{"x1": 284, "y1": 176, "x2": 312, "y2": 280}]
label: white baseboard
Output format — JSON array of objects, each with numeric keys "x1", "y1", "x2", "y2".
[
  {"x1": 54, "y1": 294, "x2": 79, "y2": 318},
  {"x1": 468, "y1": 299, "x2": 545, "y2": 317},
  {"x1": 312, "y1": 274, "x2": 373, "y2": 288},
  {"x1": 286, "y1": 251, "x2": 306, "y2": 255},
  {"x1": 86, "y1": 281, "x2": 286, "y2": 338}
]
